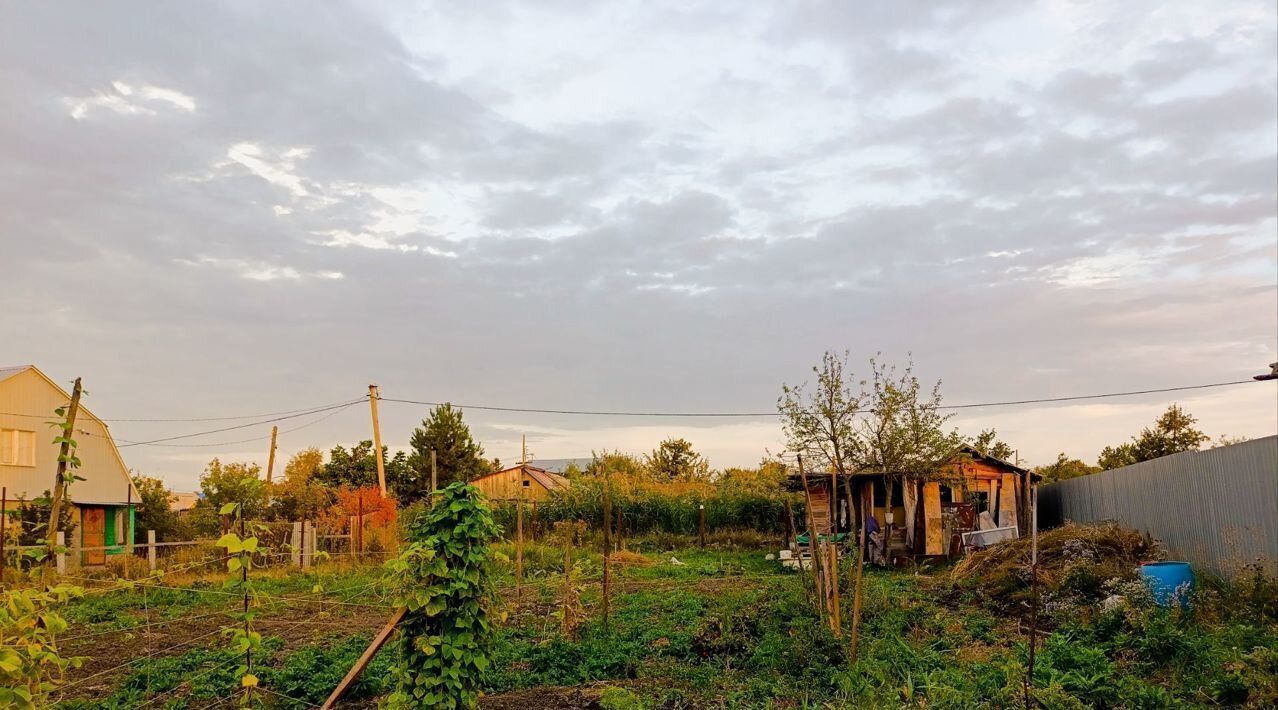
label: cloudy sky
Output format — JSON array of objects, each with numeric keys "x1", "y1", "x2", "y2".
[{"x1": 2, "y1": 1, "x2": 1275, "y2": 491}]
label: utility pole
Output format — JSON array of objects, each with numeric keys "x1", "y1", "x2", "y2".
[
  {"x1": 368, "y1": 385, "x2": 386, "y2": 496},
  {"x1": 265, "y1": 425, "x2": 278, "y2": 506},
  {"x1": 266, "y1": 426, "x2": 279, "y2": 485},
  {"x1": 47, "y1": 377, "x2": 83, "y2": 560},
  {"x1": 521, "y1": 434, "x2": 527, "y2": 467}
]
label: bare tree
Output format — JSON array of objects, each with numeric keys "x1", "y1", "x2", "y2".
[
  {"x1": 849, "y1": 356, "x2": 961, "y2": 553},
  {"x1": 778, "y1": 351, "x2": 864, "y2": 479}
]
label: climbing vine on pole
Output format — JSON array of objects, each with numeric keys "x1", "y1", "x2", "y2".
[
  {"x1": 215, "y1": 501, "x2": 264, "y2": 703},
  {"x1": 383, "y1": 481, "x2": 500, "y2": 710}
]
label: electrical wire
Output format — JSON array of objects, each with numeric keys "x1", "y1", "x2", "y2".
[
  {"x1": 114, "y1": 399, "x2": 365, "y2": 447},
  {"x1": 111, "y1": 400, "x2": 362, "y2": 448},
  {"x1": 0, "y1": 397, "x2": 365, "y2": 423},
  {"x1": 379, "y1": 379, "x2": 1262, "y2": 417}
]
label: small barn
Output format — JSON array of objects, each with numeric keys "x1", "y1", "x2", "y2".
[
  {"x1": 470, "y1": 463, "x2": 570, "y2": 503},
  {"x1": 790, "y1": 446, "x2": 1037, "y2": 562}
]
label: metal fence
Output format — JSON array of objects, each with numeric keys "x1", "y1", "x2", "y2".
[{"x1": 1038, "y1": 435, "x2": 1277, "y2": 578}]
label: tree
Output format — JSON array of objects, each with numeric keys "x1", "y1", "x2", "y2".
[
  {"x1": 970, "y1": 428, "x2": 1014, "y2": 462},
  {"x1": 1211, "y1": 434, "x2": 1250, "y2": 448},
  {"x1": 270, "y1": 448, "x2": 333, "y2": 522},
  {"x1": 778, "y1": 350, "x2": 863, "y2": 480},
  {"x1": 1034, "y1": 453, "x2": 1099, "y2": 483},
  {"x1": 318, "y1": 440, "x2": 411, "y2": 492},
  {"x1": 645, "y1": 437, "x2": 710, "y2": 480},
  {"x1": 131, "y1": 474, "x2": 182, "y2": 542},
  {"x1": 1097, "y1": 404, "x2": 1208, "y2": 470},
  {"x1": 1097, "y1": 443, "x2": 1136, "y2": 471},
  {"x1": 404, "y1": 404, "x2": 490, "y2": 502},
  {"x1": 851, "y1": 357, "x2": 962, "y2": 550},
  {"x1": 198, "y1": 458, "x2": 267, "y2": 520},
  {"x1": 583, "y1": 450, "x2": 646, "y2": 479},
  {"x1": 1130, "y1": 404, "x2": 1208, "y2": 461}
]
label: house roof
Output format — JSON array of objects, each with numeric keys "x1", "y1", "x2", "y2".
[
  {"x1": 0, "y1": 364, "x2": 33, "y2": 384},
  {"x1": 954, "y1": 444, "x2": 1030, "y2": 474},
  {"x1": 0, "y1": 364, "x2": 141, "y2": 502},
  {"x1": 472, "y1": 463, "x2": 570, "y2": 492}
]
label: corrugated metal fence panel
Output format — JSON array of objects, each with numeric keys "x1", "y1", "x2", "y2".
[{"x1": 1038, "y1": 436, "x2": 1277, "y2": 578}]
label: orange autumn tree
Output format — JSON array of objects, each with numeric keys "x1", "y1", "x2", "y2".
[{"x1": 322, "y1": 486, "x2": 398, "y2": 553}]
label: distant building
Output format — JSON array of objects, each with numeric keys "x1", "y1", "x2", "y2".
[
  {"x1": 169, "y1": 491, "x2": 201, "y2": 515},
  {"x1": 470, "y1": 463, "x2": 570, "y2": 503},
  {"x1": 0, "y1": 365, "x2": 140, "y2": 565}
]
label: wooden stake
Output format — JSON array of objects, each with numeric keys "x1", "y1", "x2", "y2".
[
  {"x1": 430, "y1": 449, "x2": 437, "y2": 493},
  {"x1": 357, "y1": 493, "x2": 364, "y2": 559},
  {"x1": 515, "y1": 494, "x2": 524, "y2": 604},
  {"x1": 698, "y1": 503, "x2": 706, "y2": 548},
  {"x1": 1, "y1": 486, "x2": 6, "y2": 572},
  {"x1": 321, "y1": 608, "x2": 407, "y2": 709},
  {"x1": 797, "y1": 455, "x2": 825, "y2": 618},
  {"x1": 561, "y1": 539, "x2": 574, "y2": 638},
  {"x1": 849, "y1": 480, "x2": 869, "y2": 665},
  {"x1": 1025, "y1": 483, "x2": 1039, "y2": 709},
  {"x1": 783, "y1": 499, "x2": 795, "y2": 551},
  {"x1": 829, "y1": 465, "x2": 841, "y2": 636},
  {"x1": 368, "y1": 385, "x2": 387, "y2": 496},
  {"x1": 47, "y1": 377, "x2": 82, "y2": 560},
  {"x1": 602, "y1": 466, "x2": 612, "y2": 634}
]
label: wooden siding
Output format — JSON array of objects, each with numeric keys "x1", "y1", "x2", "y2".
[
  {"x1": 471, "y1": 466, "x2": 557, "y2": 502},
  {"x1": 0, "y1": 367, "x2": 138, "y2": 505}
]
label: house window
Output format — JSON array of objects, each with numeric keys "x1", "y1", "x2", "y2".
[
  {"x1": 0, "y1": 429, "x2": 37, "y2": 466},
  {"x1": 522, "y1": 479, "x2": 531, "y2": 487}
]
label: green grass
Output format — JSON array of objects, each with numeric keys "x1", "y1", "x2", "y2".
[{"x1": 52, "y1": 546, "x2": 1278, "y2": 709}]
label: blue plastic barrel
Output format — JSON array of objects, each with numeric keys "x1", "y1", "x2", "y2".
[{"x1": 1139, "y1": 561, "x2": 1194, "y2": 607}]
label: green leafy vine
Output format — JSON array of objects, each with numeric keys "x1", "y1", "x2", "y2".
[{"x1": 383, "y1": 482, "x2": 500, "y2": 709}]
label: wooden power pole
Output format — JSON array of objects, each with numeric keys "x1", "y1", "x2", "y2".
[
  {"x1": 47, "y1": 377, "x2": 83, "y2": 559},
  {"x1": 266, "y1": 426, "x2": 279, "y2": 485},
  {"x1": 368, "y1": 385, "x2": 387, "y2": 496}
]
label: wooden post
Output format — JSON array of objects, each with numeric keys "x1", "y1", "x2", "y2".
[
  {"x1": 368, "y1": 385, "x2": 387, "y2": 496},
  {"x1": 147, "y1": 530, "x2": 157, "y2": 571},
  {"x1": 602, "y1": 467, "x2": 612, "y2": 634},
  {"x1": 240, "y1": 507, "x2": 252, "y2": 708},
  {"x1": 56, "y1": 531, "x2": 66, "y2": 574},
  {"x1": 349, "y1": 516, "x2": 358, "y2": 555},
  {"x1": 126, "y1": 484, "x2": 134, "y2": 561},
  {"x1": 265, "y1": 425, "x2": 278, "y2": 506},
  {"x1": 849, "y1": 480, "x2": 869, "y2": 665},
  {"x1": 357, "y1": 494, "x2": 364, "y2": 558},
  {"x1": 321, "y1": 608, "x2": 407, "y2": 709},
  {"x1": 430, "y1": 450, "x2": 437, "y2": 493},
  {"x1": 829, "y1": 466, "x2": 841, "y2": 636},
  {"x1": 1, "y1": 486, "x2": 6, "y2": 572},
  {"x1": 797, "y1": 455, "x2": 825, "y2": 617},
  {"x1": 561, "y1": 538, "x2": 573, "y2": 638},
  {"x1": 515, "y1": 495, "x2": 524, "y2": 603},
  {"x1": 1025, "y1": 483, "x2": 1039, "y2": 708},
  {"x1": 698, "y1": 504, "x2": 706, "y2": 548},
  {"x1": 783, "y1": 499, "x2": 794, "y2": 551},
  {"x1": 301, "y1": 518, "x2": 310, "y2": 570},
  {"x1": 47, "y1": 377, "x2": 83, "y2": 559}
]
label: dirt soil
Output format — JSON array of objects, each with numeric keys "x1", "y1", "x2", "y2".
[{"x1": 481, "y1": 686, "x2": 603, "y2": 709}]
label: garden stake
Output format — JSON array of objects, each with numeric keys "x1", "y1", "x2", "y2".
[
  {"x1": 46, "y1": 377, "x2": 82, "y2": 561},
  {"x1": 849, "y1": 480, "x2": 869, "y2": 665},
  {"x1": 2, "y1": 486, "x2": 6, "y2": 572},
  {"x1": 602, "y1": 466, "x2": 612, "y2": 634},
  {"x1": 829, "y1": 465, "x2": 841, "y2": 636},
  {"x1": 1025, "y1": 483, "x2": 1039, "y2": 709},
  {"x1": 516, "y1": 492, "x2": 524, "y2": 605},
  {"x1": 797, "y1": 455, "x2": 826, "y2": 619}
]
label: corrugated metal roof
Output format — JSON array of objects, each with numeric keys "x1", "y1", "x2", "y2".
[{"x1": 526, "y1": 458, "x2": 591, "y2": 474}]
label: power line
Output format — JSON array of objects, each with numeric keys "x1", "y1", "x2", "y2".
[
  {"x1": 114, "y1": 399, "x2": 365, "y2": 447},
  {"x1": 379, "y1": 379, "x2": 1262, "y2": 418},
  {"x1": 0, "y1": 397, "x2": 365, "y2": 423},
  {"x1": 111, "y1": 401, "x2": 361, "y2": 448}
]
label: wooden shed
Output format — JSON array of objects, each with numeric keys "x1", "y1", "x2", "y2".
[
  {"x1": 469, "y1": 463, "x2": 570, "y2": 503},
  {"x1": 791, "y1": 446, "x2": 1036, "y2": 561}
]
